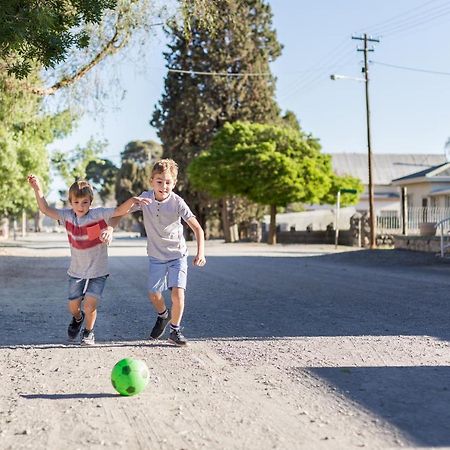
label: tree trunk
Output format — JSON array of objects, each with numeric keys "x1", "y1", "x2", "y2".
[
  {"x1": 221, "y1": 198, "x2": 232, "y2": 243},
  {"x1": 268, "y1": 204, "x2": 277, "y2": 245}
]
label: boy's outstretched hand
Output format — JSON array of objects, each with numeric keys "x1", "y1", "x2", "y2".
[
  {"x1": 134, "y1": 197, "x2": 152, "y2": 207},
  {"x1": 100, "y1": 226, "x2": 114, "y2": 246},
  {"x1": 27, "y1": 174, "x2": 41, "y2": 191},
  {"x1": 193, "y1": 254, "x2": 206, "y2": 267}
]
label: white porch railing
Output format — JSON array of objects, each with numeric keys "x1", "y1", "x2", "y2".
[{"x1": 376, "y1": 207, "x2": 450, "y2": 234}]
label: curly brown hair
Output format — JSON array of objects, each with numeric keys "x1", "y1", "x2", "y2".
[{"x1": 151, "y1": 159, "x2": 178, "y2": 180}]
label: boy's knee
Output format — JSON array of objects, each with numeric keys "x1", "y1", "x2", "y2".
[
  {"x1": 83, "y1": 296, "x2": 98, "y2": 312},
  {"x1": 148, "y1": 292, "x2": 163, "y2": 302}
]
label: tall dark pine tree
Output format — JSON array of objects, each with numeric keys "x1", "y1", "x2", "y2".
[{"x1": 151, "y1": 0, "x2": 282, "y2": 234}]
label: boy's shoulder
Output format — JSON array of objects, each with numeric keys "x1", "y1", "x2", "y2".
[
  {"x1": 85, "y1": 207, "x2": 116, "y2": 220},
  {"x1": 171, "y1": 191, "x2": 186, "y2": 203},
  {"x1": 58, "y1": 208, "x2": 74, "y2": 220}
]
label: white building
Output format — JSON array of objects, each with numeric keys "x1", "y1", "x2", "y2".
[
  {"x1": 331, "y1": 153, "x2": 447, "y2": 212},
  {"x1": 392, "y1": 161, "x2": 450, "y2": 208}
]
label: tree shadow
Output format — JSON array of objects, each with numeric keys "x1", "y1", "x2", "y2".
[{"x1": 309, "y1": 365, "x2": 450, "y2": 447}]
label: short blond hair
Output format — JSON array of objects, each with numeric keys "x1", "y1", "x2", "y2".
[
  {"x1": 68, "y1": 180, "x2": 94, "y2": 203},
  {"x1": 151, "y1": 158, "x2": 178, "y2": 180}
]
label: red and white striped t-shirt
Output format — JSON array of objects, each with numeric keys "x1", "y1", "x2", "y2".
[{"x1": 57, "y1": 207, "x2": 116, "y2": 279}]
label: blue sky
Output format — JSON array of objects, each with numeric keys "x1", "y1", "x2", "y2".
[{"x1": 48, "y1": 0, "x2": 450, "y2": 198}]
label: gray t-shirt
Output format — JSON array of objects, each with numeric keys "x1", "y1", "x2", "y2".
[
  {"x1": 57, "y1": 207, "x2": 116, "y2": 279},
  {"x1": 134, "y1": 190, "x2": 195, "y2": 260}
]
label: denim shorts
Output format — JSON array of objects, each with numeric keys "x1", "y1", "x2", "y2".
[
  {"x1": 148, "y1": 256, "x2": 187, "y2": 293},
  {"x1": 68, "y1": 275, "x2": 108, "y2": 301}
]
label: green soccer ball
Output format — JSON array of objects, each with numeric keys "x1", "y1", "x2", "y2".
[{"x1": 111, "y1": 358, "x2": 149, "y2": 396}]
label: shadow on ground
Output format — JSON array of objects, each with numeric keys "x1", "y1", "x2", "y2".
[
  {"x1": 308, "y1": 365, "x2": 450, "y2": 447},
  {"x1": 21, "y1": 393, "x2": 118, "y2": 400}
]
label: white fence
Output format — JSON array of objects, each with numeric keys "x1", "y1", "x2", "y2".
[{"x1": 377, "y1": 207, "x2": 450, "y2": 234}]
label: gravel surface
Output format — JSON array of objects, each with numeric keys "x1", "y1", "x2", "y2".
[{"x1": 1, "y1": 233, "x2": 450, "y2": 449}]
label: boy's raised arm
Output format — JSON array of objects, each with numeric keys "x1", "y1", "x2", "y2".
[
  {"x1": 112, "y1": 196, "x2": 152, "y2": 218},
  {"x1": 27, "y1": 174, "x2": 60, "y2": 221},
  {"x1": 100, "y1": 198, "x2": 149, "y2": 245}
]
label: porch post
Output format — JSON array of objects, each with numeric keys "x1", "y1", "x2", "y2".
[{"x1": 401, "y1": 187, "x2": 408, "y2": 235}]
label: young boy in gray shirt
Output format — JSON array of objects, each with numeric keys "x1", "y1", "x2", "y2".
[{"x1": 114, "y1": 158, "x2": 206, "y2": 346}]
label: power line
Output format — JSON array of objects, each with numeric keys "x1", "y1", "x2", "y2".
[
  {"x1": 277, "y1": 3, "x2": 450, "y2": 100},
  {"x1": 277, "y1": 51, "x2": 356, "y2": 102},
  {"x1": 276, "y1": 39, "x2": 356, "y2": 101},
  {"x1": 167, "y1": 68, "x2": 271, "y2": 77},
  {"x1": 374, "y1": 5, "x2": 450, "y2": 37},
  {"x1": 373, "y1": 60, "x2": 450, "y2": 76},
  {"x1": 362, "y1": 0, "x2": 450, "y2": 35},
  {"x1": 360, "y1": 0, "x2": 443, "y2": 33}
]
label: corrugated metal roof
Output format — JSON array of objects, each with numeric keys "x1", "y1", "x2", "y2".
[{"x1": 329, "y1": 153, "x2": 447, "y2": 185}]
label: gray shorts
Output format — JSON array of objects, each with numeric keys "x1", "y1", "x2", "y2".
[
  {"x1": 148, "y1": 256, "x2": 187, "y2": 293},
  {"x1": 68, "y1": 275, "x2": 108, "y2": 301}
]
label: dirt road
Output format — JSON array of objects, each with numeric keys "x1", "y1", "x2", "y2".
[{"x1": 1, "y1": 233, "x2": 450, "y2": 449}]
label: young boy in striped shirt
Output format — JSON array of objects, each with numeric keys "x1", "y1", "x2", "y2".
[{"x1": 27, "y1": 174, "x2": 150, "y2": 345}]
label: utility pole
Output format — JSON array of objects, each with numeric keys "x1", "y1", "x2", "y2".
[{"x1": 352, "y1": 34, "x2": 379, "y2": 249}]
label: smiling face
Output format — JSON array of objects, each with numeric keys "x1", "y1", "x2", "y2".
[
  {"x1": 151, "y1": 170, "x2": 176, "y2": 201},
  {"x1": 70, "y1": 195, "x2": 92, "y2": 218}
]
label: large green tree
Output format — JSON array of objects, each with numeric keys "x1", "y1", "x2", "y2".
[
  {"x1": 152, "y1": 0, "x2": 282, "y2": 234},
  {"x1": 0, "y1": 0, "x2": 116, "y2": 78},
  {"x1": 1, "y1": 1, "x2": 228, "y2": 82},
  {"x1": 0, "y1": 66, "x2": 72, "y2": 217},
  {"x1": 188, "y1": 121, "x2": 337, "y2": 244}
]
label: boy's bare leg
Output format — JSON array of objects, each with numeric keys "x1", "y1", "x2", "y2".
[
  {"x1": 83, "y1": 295, "x2": 97, "y2": 330},
  {"x1": 68, "y1": 298, "x2": 83, "y2": 319},
  {"x1": 148, "y1": 292, "x2": 166, "y2": 313},
  {"x1": 170, "y1": 288, "x2": 185, "y2": 326}
]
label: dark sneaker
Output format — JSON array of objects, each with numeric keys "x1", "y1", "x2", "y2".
[
  {"x1": 67, "y1": 311, "x2": 85, "y2": 341},
  {"x1": 149, "y1": 310, "x2": 171, "y2": 339},
  {"x1": 80, "y1": 328, "x2": 95, "y2": 346},
  {"x1": 168, "y1": 328, "x2": 188, "y2": 346}
]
